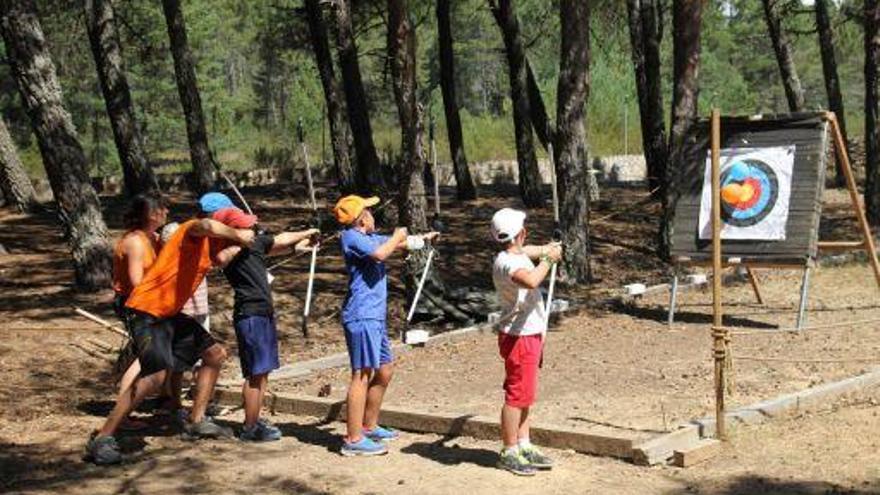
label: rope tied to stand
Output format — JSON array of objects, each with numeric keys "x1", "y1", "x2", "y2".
[{"x1": 714, "y1": 317, "x2": 880, "y2": 337}]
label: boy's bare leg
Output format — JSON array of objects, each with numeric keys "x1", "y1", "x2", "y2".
[
  {"x1": 117, "y1": 360, "x2": 141, "y2": 394},
  {"x1": 190, "y1": 344, "x2": 226, "y2": 423},
  {"x1": 363, "y1": 363, "x2": 393, "y2": 430},
  {"x1": 242, "y1": 373, "x2": 268, "y2": 427},
  {"x1": 98, "y1": 370, "x2": 167, "y2": 437},
  {"x1": 346, "y1": 370, "x2": 370, "y2": 441},
  {"x1": 166, "y1": 371, "x2": 183, "y2": 410},
  {"x1": 517, "y1": 406, "x2": 530, "y2": 442},
  {"x1": 501, "y1": 404, "x2": 522, "y2": 447}
]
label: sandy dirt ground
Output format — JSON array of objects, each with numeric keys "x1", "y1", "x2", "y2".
[{"x1": 2, "y1": 184, "x2": 880, "y2": 494}]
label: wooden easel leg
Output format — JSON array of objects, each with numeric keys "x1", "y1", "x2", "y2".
[
  {"x1": 828, "y1": 112, "x2": 880, "y2": 290},
  {"x1": 668, "y1": 274, "x2": 679, "y2": 326},
  {"x1": 796, "y1": 266, "x2": 811, "y2": 330},
  {"x1": 745, "y1": 266, "x2": 764, "y2": 305}
]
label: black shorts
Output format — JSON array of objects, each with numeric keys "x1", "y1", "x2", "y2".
[{"x1": 126, "y1": 309, "x2": 218, "y2": 377}]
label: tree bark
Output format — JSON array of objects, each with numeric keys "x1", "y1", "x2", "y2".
[
  {"x1": 661, "y1": 0, "x2": 703, "y2": 260},
  {"x1": 0, "y1": 117, "x2": 37, "y2": 212},
  {"x1": 762, "y1": 0, "x2": 806, "y2": 112},
  {"x1": 436, "y1": 0, "x2": 477, "y2": 200},
  {"x1": 489, "y1": 0, "x2": 543, "y2": 208},
  {"x1": 332, "y1": 0, "x2": 382, "y2": 193},
  {"x1": 304, "y1": 0, "x2": 355, "y2": 193},
  {"x1": 161, "y1": 0, "x2": 214, "y2": 193},
  {"x1": 815, "y1": 0, "x2": 848, "y2": 187},
  {"x1": 627, "y1": 0, "x2": 667, "y2": 200},
  {"x1": 525, "y1": 59, "x2": 553, "y2": 149},
  {"x1": 865, "y1": 0, "x2": 880, "y2": 225},
  {"x1": 555, "y1": 0, "x2": 591, "y2": 283},
  {"x1": 0, "y1": 0, "x2": 112, "y2": 290},
  {"x1": 85, "y1": 0, "x2": 158, "y2": 196}
]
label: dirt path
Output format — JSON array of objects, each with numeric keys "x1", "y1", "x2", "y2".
[{"x1": 2, "y1": 389, "x2": 879, "y2": 494}]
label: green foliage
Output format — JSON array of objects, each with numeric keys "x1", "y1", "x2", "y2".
[{"x1": 0, "y1": 0, "x2": 871, "y2": 179}]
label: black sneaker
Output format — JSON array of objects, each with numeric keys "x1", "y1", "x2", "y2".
[
  {"x1": 497, "y1": 448, "x2": 537, "y2": 476},
  {"x1": 84, "y1": 434, "x2": 122, "y2": 465},
  {"x1": 520, "y1": 445, "x2": 554, "y2": 469},
  {"x1": 182, "y1": 417, "x2": 234, "y2": 440},
  {"x1": 239, "y1": 419, "x2": 282, "y2": 442}
]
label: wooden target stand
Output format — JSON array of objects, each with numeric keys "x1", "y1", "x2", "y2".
[{"x1": 668, "y1": 110, "x2": 880, "y2": 332}]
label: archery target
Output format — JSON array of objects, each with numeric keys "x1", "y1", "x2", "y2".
[{"x1": 698, "y1": 146, "x2": 795, "y2": 240}]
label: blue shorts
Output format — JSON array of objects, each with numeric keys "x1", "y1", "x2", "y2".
[
  {"x1": 234, "y1": 315, "x2": 280, "y2": 378},
  {"x1": 344, "y1": 320, "x2": 393, "y2": 370}
]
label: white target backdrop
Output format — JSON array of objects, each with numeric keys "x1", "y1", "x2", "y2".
[{"x1": 698, "y1": 145, "x2": 795, "y2": 241}]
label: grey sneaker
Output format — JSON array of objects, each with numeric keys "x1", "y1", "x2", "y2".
[
  {"x1": 497, "y1": 448, "x2": 537, "y2": 476},
  {"x1": 84, "y1": 434, "x2": 122, "y2": 465},
  {"x1": 239, "y1": 419, "x2": 282, "y2": 442},
  {"x1": 520, "y1": 445, "x2": 554, "y2": 469},
  {"x1": 182, "y1": 417, "x2": 234, "y2": 440}
]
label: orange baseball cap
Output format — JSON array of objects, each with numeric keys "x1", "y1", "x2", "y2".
[{"x1": 333, "y1": 195, "x2": 380, "y2": 225}]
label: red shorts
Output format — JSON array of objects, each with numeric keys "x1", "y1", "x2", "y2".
[{"x1": 498, "y1": 333, "x2": 543, "y2": 408}]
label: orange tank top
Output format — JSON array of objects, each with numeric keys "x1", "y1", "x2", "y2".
[
  {"x1": 112, "y1": 230, "x2": 158, "y2": 297},
  {"x1": 126, "y1": 219, "x2": 228, "y2": 318}
]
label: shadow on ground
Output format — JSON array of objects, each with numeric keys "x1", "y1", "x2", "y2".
[{"x1": 664, "y1": 475, "x2": 880, "y2": 495}]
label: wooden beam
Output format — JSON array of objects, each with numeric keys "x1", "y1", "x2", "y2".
[
  {"x1": 710, "y1": 108, "x2": 727, "y2": 441},
  {"x1": 745, "y1": 266, "x2": 764, "y2": 305},
  {"x1": 826, "y1": 112, "x2": 880, "y2": 289},
  {"x1": 818, "y1": 240, "x2": 866, "y2": 251},
  {"x1": 673, "y1": 438, "x2": 722, "y2": 467}
]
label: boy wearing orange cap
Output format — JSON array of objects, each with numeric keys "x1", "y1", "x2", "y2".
[
  {"x1": 212, "y1": 206, "x2": 319, "y2": 442},
  {"x1": 332, "y1": 195, "x2": 438, "y2": 456}
]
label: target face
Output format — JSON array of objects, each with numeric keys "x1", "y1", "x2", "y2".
[
  {"x1": 719, "y1": 159, "x2": 779, "y2": 227},
  {"x1": 698, "y1": 146, "x2": 795, "y2": 240}
]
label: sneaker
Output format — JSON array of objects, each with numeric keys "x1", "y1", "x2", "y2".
[
  {"x1": 240, "y1": 419, "x2": 282, "y2": 442},
  {"x1": 520, "y1": 445, "x2": 554, "y2": 469},
  {"x1": 182, "y1": 417, "x2": 234, "y2": 440},
  {"x1": 340, "y1": 436, "x2": 388, "y2": 457},
  {"x1": 497, "y1": 448, "x2": 536, "y2": 476},
  {"x1": 363, "y1": 425, "x2": 399, "y2": 442},
  {"x1": 84, "y1": 434, "x2": 122, "y2": 465}
]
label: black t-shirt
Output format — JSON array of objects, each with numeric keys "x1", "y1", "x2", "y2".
[{"x1": 222, "y1": 234, "x2": 275, "y2": 317}]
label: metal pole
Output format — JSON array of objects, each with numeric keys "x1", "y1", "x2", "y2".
[
  {"x1": 668, "y1": 274, "x2": 679, "y2": 327},
  {"x1": 796, "y1": 266, "x2": 811, "y2": 330},
  {"x1": 711, "y1": 108, "x2": 727, "y2": 441}
]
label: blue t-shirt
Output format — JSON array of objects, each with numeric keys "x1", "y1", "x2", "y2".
[{"x1": 341, "y1": 229, "x2": 390, "y2": 323}]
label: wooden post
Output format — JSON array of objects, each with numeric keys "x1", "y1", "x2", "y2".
[
  {"x1": 745, "y1": 266, "x2": 764, "y2": 305},
  {"x1": 827, "y1": 112, "x2": 880, "y2": 289},
  {"x1": 710, "y1": 109, "x2": 727, "y2": 441}
]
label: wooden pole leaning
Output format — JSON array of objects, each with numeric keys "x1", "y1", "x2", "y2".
[
  {"x1": 710, "y1": 109, "x2": 728, "y2": 441},
  {"x1": 825, "y1": 112, "x2": 880, "y2": 290}
]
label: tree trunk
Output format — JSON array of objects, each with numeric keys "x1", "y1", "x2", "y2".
[
  {"x1": 627, "y1": 0, "x2": 667, "y2": 200},
  {"x1": 815, "y1": 0, "x2": 848, "y2": 187},
  {"x1": 661, "y1": 0, "x2": 703, "y2": 260},
  {"x1": 0, "y1": 117, "x2": 37, "y2": 212},
  {"x1": 762, "y1": 0, "x2": 806, "y2": 112},
  {"x1": 525, "y1": 59, "x2": 553, "y2": 149},
  {"x1": 436, "y1": 0, "x2": 477, "y2": 200},
  {"x1": 332, "y1": 0, "x2": 382, "y2": 193},
  {"x1": 85, "y1": 0, "x2": 158, "y2": 196},
  {"x1": 161, "y1": 0, "x2": 214, "y2": 193},
  {"x1": 388, "y1": 0, "x2": 466, "y2": 325},
  {"x1": 865, "y1": 0, "x2": 880, "y2": 225},
  {"x1": 489, "y1": 0, "x2": 543, "y2": 208},
  {"x1": 304, "y1": 0, "x2": 355, "y2": 193},
  {"x1": 555, "y1": 0, "x2": 591, "y2": 283},
  {"x1": 0, "y1": 0, "x2": 112, "y2": 290}
]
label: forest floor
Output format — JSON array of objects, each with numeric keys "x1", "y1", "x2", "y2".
[{"x1": 2, "y1": 183, "x2": 880, "y2": 494}]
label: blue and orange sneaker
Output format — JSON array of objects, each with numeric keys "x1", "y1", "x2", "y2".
[
  {"x1": 364, "y1": 425, "x2": 399, "y2": 442},
  {"x1": 340, "y1": 436, "x2": 388, "y2": 457}
]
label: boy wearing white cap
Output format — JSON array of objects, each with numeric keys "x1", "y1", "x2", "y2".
[{"x1": 490, "y1": 207, "x2": 561, "y2": 476}]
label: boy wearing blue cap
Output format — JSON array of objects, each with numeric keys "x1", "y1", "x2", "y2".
[{"x1": 333, "y1": 195, "x2": 438, "y2": 456}]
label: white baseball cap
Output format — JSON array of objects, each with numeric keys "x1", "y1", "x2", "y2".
[{"x1": 491, "y1": 208, "x2": 527, "y2": 242}]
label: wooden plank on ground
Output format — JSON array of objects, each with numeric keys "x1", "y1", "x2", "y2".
[
  {"x1": 631, "y1": 425, "x2": 701, "y2": 466},
  {"x1": 213, "y1": 388, "x2": 636, "y2": 459},
  {"x1": 673, "y1": 438, "x2": 722, "y2": 468}
]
